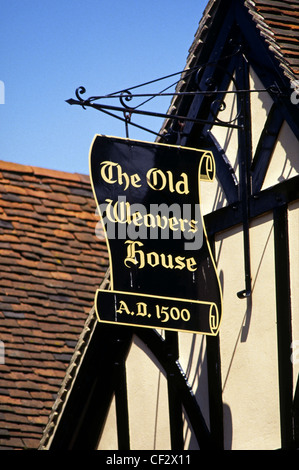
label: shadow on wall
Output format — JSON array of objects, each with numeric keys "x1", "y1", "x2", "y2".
[
  {"x1": 223, "y1": 403, "x2": 233, "y2": 450},
  {"x1": 183, "y1": 403, "x2": 232, "y2": 450},
  {"x1": 182, "y1": 321, "x2": 233, "y2": 450}
]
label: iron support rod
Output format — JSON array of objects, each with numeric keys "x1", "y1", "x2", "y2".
[
  {"x1": 236, "y1": 55, "x2": 252, "y2": 299},
  {"x1": 66, "y1": 98, "x2": 243, "y2": 130},
  {"x1": 87, "y1": 88, "x2": 271, "y2": 102}
]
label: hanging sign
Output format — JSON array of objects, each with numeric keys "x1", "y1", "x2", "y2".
[{"x1": 90, "y1": 135, "x2": 222, "y2": 335}]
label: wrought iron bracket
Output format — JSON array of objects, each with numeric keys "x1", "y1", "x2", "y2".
[
  {"x1": 65, "y1": 62, "x2": 282, "y2": 139},
  {"x1": 66, "y1": 87, "x2": 244, "y2": 136}
]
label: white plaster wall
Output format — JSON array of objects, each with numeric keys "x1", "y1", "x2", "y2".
[
  {"x1": 178, "y1": 332, "x2": 209, "y2": 449},
  {"x1": 249, "y1": 67, "x2": 273, "y2": 156},
  {"x1": 125, "y1": 335, "x2": 171, "y2": 450},
  {"x1": 215, "y1": 215, "x2": 281, "y2": 449},
  {"x1": 97, "y1": 396, "x2": 118, "y2": 450},
  {"x1": 262, "y1": 120, "x2": 299, "y2": 189},
  {"x1": 98, "y1": 335, "x2": 171, "y2": 450}
]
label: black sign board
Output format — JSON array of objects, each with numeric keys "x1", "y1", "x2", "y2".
[{"x1": 90, "y1": 135, "x2": 222, "y2": 335}]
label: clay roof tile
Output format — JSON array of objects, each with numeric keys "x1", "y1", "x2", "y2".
[{"x1": 0, "y1": 160, "x2": 108, "y2": 450}]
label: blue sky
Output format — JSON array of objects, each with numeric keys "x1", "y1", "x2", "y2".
[{"x1": 0, "y1": 0, "x2": 208, "y2": 175}]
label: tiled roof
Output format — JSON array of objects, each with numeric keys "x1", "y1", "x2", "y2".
[
  {"x1": 246, "y1": 0, "x2": 299, "y2": 79},
  {"x1": 0, "y1": 160, "x2": 109, "y2": 450}
]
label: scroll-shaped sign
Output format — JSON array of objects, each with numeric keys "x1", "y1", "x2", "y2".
[{"x1": 90, "y1": 135, "x2": 222, "y2": 335}]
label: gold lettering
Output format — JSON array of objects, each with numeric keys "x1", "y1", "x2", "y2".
[
  {"x1": 189, "y1": 219, "x2": 198, "y2": 233},
  {"x1": 174, "y1": 256, "x2": 186, "y2": 270},
  {"x1": 100, "y1": 161, "x2": 117, "y2": 185},
  {"x1": 124, "y1": 240, "x2": 145, "y2": 269},
  {"x1": 144, "y1": 213, "x2": 157, "y2": 228},
  {"x1": 166, "y1": 170, "x2": 175, "y2": 193},
  {"x1": 103, "y1": 200, "x2": 198, "y2": 236},
  {"x1": 114, "y1": 199, "x2": 130, "y2": 223},
  {"x1": 146, "y1": 168, "x2": 189, "y2": 194},
  {"x1": 131, "y1": 211, "x2": 143, "y2": 226},
  {"x1": 147, "y1": 252, "x2": 159, "y2": 267},
  {"x1": 136, "y1": 302, "x2": 148, "y2": 316},
  {"x1": 100, "y1": 161, "x2": 141, "y2": 191},
  {"x1": 105, "y1": 198, "x2": 131, "y2": 223},
  {"x1": 146, "y1": 168, "x2": 167, "y2": 191},
  {"x1": 175, "y1": 172, "x2": 189, "y2": 194},
  {"x1": 156, "y1": 304, "x2": 191, "y2": 323},
  {"x1": 131, "y1": 173, "x2": 141, "y2": 188},
  {"x1": 116, "y1": 300, "x2": 131, "y2": 315},
  {"x1": 124, "y1": 241, "x2": 197, "y2": 272},
  {"x1": 156, "y1": 214, "x2": 168, "y2": 230},
  {"x1": 169, "y1": 217, "x2": 179, "y2": 231},
  {"x1": 100, "y1": 161, "x2": 129, "y2": 190},
  {"x1": 160, "y1": 254, "x2": 174, "y2": 269},
  {"x1": 179, "y1": 218, "x2": 188, "y2": 232},
  {"x1": 105, "y1": 198, "x2": 114, "y2": 222},
  {"x1": 186, "y1": 257, "x2": 197, "y2": 272}
]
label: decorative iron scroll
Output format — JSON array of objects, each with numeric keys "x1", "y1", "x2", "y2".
[{"x1": 90, "y1": 135, "x2": 222, "y2": 335}]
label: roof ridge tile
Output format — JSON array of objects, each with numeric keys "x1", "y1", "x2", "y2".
[{"x1": 0, "y1": 160, "x2": 89, "y2": 183}]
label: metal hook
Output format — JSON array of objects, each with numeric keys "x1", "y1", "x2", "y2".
[{"x1": 124, "y1": 111, "x2": 132, "y2": 138}]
